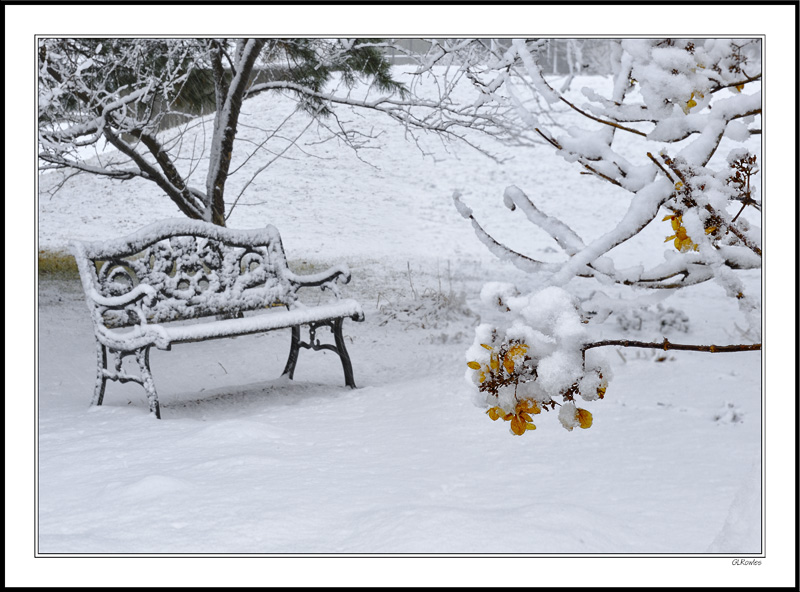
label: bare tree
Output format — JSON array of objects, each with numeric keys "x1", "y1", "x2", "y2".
[{"x1": 38, "y1": 37, "x2": 530, "y2": 226}]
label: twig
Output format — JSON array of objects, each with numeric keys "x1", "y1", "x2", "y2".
[
  {"x1": 661, "y1": 154, "x2": 762, "y2": 257},
  {"x1": 647, "y1": 152, "x2": 677, "y2": 184},
  {"x1": 407, "y1": 261, "x2": 418, "y2": 300},
  {"x1": 582, "y1": 338, "x2": 760, "y2": 354}
]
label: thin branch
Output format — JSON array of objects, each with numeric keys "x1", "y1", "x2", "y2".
[
  {"x1": 662, "y1": 155, "x2": 762, "y2": 257},
  {"x1": 556, "y1": 94, "x2": 648, "y2": 137},
  {"x1": 533, "y1": 127, "x2": 624, "y2": 188},
  {"x1": 582, "y1": 338, "x2": 760, "y2": 354},
  {"x1": 647, "y1": 152, "x2": 677, "y2": 184},
  {"x1": 38, "y1": 154, "x2": 140, "y2": 180},
  {"x1": 225, "y1": 116, "x2": 315, "y2": 221}
]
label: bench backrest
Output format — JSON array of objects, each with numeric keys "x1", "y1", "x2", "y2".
[{"x1": 72, "y1": 219, "x2": 296, "y2": 329}]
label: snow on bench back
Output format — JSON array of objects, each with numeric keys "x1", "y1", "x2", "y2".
[{"x1": 71, "y1": 219, "x2": 296, "y2": 329}]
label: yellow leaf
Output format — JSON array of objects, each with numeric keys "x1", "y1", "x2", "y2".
[
  {"x1": 577, "y1": 408, "x2": 593, "y2": 429},
  {"x1": 705, "y1": 226, "x2": 716, "y2": 234},
  {"x1": 480, "y1": 343, "x2": 493, "y2": 350},
  {"x1": 507, "y1": 344, "x2": 528, "y2": 358},
  {"x1": 490, "y1": 356, "x2": 499, "y2": 370},
  {"x1": 479, "y1": 371, "x2": 486, "y2": 383},
  {"x1": 525, "y1": 423, "x2": 537, "y2": 431},
  {"x1": 510, "y1": 415, "x2": 526, "y2": 435},
  {"x1": 467, "y1": 361, "x2": 481, "y2": 370},
  {"x1": 486, "y1": 407, "x2": 504, "y2": 421},
  {"x1": 518, "y1": 399, "x2": 540, "y2": 415},
  {"x1": 735, "y1": 84, "x2": 745, "y2": 92},
  {"x1": 682, "y1": 94, "x2": 698, "y2": 114},
  {"x1": 674, "y1": 181, "x2": 684, "y2": 191},
  {"x1": 676, "y1": 237, "x2": 694, "y2": 251},
  {"x1": 597, "y1": 385, "x2": 606, "y2": 399},
  {"x1": 503, "y1": 357, "x2": 515, "y2": 374}
]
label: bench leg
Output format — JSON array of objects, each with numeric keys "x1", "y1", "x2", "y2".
[
  {"x1": 281, "y1": 321, "x2": 357, "y2": 388},
  {"x1": 281, "y1": 325, "x2": 302, "y2": 380},
  {"x1": 91, "y1": 343, "x2": 161, "y2": 418},
  {"x1": 332, "y1": 318, "x2": 357, "y2": 389},
  {"x1": 135, "y1": 346, "x2": 161, "y2": 419},
  {"x1": 92, "y1": 340, "x2": 108, "y2": 407}
]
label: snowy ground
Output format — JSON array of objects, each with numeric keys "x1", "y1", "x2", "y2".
[{"x1": 34, "y1": 72, "x2": 766, "y2": 560}]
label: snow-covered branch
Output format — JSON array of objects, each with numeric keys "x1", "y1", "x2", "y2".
[{"x1": 452, "y1": 39, "x2": 762, "y2": 435}]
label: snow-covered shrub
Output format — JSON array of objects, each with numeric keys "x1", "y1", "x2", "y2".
[
  {"x1": 378, "y1": 288, "x2": 476, "y2": 331},
  {"x1": 435, "y1": 39, "x2": 762, "y2": 435}
]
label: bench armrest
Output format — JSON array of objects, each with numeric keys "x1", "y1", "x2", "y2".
[
  {"x1": 286, "y1": 265, "x2": 351, "y2": 289},
  {"x1": 88, "y1": 284, "x2": 157, "y2": 308}
]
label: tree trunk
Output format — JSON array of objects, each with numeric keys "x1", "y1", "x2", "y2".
[{"x1": 206, "y1": 38, "x2": 266, "y2": 227}]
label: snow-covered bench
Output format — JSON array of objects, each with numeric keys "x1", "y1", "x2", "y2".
[{"x1": 72, "y1": 219, "x2": 365, "y2": 418}]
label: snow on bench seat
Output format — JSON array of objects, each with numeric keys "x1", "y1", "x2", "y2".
[
  {"x1": 113, "y1": 300, "x2": 364, "y2": 349},
  {"x1": 72, "y1": 218, "x2": 365, "y2": 418}
]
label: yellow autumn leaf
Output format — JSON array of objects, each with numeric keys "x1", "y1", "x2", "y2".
[
  {"x1": 486, "y1": 407, "x2": 505, "y2": 421},
  {"x1": 577, "y1": 408, "x2": 593, "y2": 429},
  {"x1": 510, "y1": 415, "x2": 527, "y2": 435},
  {"x1": 467, "y1": 361, "x2": 481, "y2": 370},
  {"x1": 735, "y1": 84, "x2": 745, "y2": 92},
  {"x1": 676, "y1": 237, "x2": 697, "y2": 252},
  {"x1": 503, "y1": 356, "x2": 515, "y2": 374},
  {"x1": 507, "y1": 343, "x2": 528, "y2": 358},
  {"x1": 480, "y1": 343, "x2": 493, "y2": 350},
  {"x1": 674, "y1": 181, "x2": 684, "y2": 191},
  {"x1": 663, "y1": 213, "x2": 682, "y2": 231},
  {"x1": 597, "y1": 377, "x2": 607, "y2": 399},
  {"x1": 490, "y1": 355, "x2": 499, "y2": 370},
  {"x1": 518, "y1": 399, "x2": 541, "y2": 415}
]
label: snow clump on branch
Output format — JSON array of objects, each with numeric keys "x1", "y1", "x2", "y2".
[{"x1": 466, "y1": 283, "x2": 610, "y2": 436}]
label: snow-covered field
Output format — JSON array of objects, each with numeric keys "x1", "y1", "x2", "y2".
[
  {"x1": 34, "y1": 71, "x2": 767, "y2": 559},
  {"x1": 20, "y1": 48, "x2": 800, "y2": 592}
]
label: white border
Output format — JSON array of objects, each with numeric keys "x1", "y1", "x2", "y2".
[{"x1": 9, "y1": 2, "x2": 796, "y2": 588}]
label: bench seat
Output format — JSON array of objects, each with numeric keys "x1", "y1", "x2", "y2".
[
  {"x1": 110, "y1": 299, "x2": 364, "y2": 349},
  {"x1": 72, "y1": 219, "x2": 365, "y2": 418}
]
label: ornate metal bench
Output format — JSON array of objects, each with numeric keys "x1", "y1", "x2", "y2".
[{"x1": 71, "y1": 219, "x2": 364, "y2": 418}]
